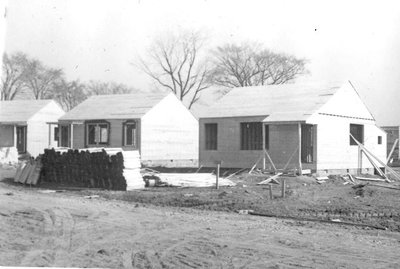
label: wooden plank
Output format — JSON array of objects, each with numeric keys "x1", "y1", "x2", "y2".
[
  {"x1": 257, "y1": 173, "x2": 283, "y2": 185},
  {"x1": 298, "y1": 123, "x2": 302, "y2": 175},
  {"x1": 361, "y1": 149, "x2": 388, "y2": 180},
  {"x1": 249, "y1": 153, "x2": 263, "y2": 174},
  {"x1": 355, "y1": 176, "x2": 386, "y2": 182},
  {"x1": 387, "y1": 138, "x2": 399, "y2": 164},
  {"x1": 283, "y1": 145, "x2": 299, "y2": 171},
  {"x1": 350, "y1": 134, "x2": 400, "y2": 181},
  {"x1": 264, "y1": 149, "x2": 277, "y2": 172}
]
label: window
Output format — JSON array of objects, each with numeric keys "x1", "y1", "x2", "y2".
[
  {"x1": 123, "y1": 121, "x2": 138, "y2": 148},
  {"x1": 240, "y1": 122, "x2": 262, "y2": 150},
  {"x1": 350, "y1": 124, "x2": 364, "y2": 145},
  {"x1": 54, "y1": 127, "x2": 59, "y2": 141},
  {"x1": 205, "y1": 123, "x2": 217, "y2": 150},
  {"x1": 86, "y1": 122, "x2": 109, "y2": 146},
  {"x1": 378, "y1": 136, "x2": 382, "y2": 145}
]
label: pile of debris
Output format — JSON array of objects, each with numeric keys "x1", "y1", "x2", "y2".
[{"x1": 142, "y1": 169, "x2": 236, "y2": 188}]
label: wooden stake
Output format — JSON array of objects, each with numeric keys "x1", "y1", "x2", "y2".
[
  {"x1": 216, "y1": 163, "x2": 220, "y2": 189},
  {"x1": 269, "y1": 184, "x2": 273, "y2": 200}
]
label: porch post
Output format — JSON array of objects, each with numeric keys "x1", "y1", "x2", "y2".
[
  {"x1": 13, "y1": 125, "x2": 17, "y2": 148},
  {"x1": 262, "y1": 123, "x2": 266, "y2": 170},
  {"x1": 70, "y1": 123, "x2": 74, "y2": 148},
  {"x1": 298, "y1": 123, "x2": 303, "y2": 175},
  {"x1": 48, "y1": 124, "x2": 51, "y2": 148}
]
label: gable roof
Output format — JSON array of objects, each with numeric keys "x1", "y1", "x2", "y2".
[
  {"x1": 59, "y1": 91, "x2": 170, "y2": 121},
  {"x1": 199, "y1": 82, "x2": 346, "y2": 121},
  {"x1": 0, "y1": 99, "x2": 54, "y2": 123}
]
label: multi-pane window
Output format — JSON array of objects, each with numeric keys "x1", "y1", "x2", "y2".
[
  {"x1": 240, "y1": 122, "x2": 262, "y2": 150},
  {"x1": 124, "y1": 121, "x2": 138, "y2": 148},
  {"x1": 350, "y1": 124, "x2": 364, "y2": 145},
  {"x1": 205, "y1": 123, "x2": 218, "y2": 150},
  {"x1": 86, "y1": 122, "x2": 109, "y2": 145}
]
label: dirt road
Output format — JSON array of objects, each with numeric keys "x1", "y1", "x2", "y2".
[{"x1": 1, "y1": 183, "x2": 400, "y2": 268}]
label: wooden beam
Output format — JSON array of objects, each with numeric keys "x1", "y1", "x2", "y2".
[
  {"x1": 262, "y1": 123, "x2": 266, "y2": 170},
  {"x1": 70, "y1": 124, "x2": 74, "y2": 148},
  {"x1": 283, "y1": 145, "x2": 299, "y2": 171},
  {"x1": 350, "y1": 134, "x2": 400, "y2": 181},
  {"x1": 298, "y1": 123, "x2": 302, "y2": 175},
  {"x1": 264, "y1": 149, "x2": 277, "y2": 173},
  {"x1": 387, "y1": 138, "x2": 399, "y2": 164},
  {"x1": 357, "y1": 145, "x2": 362, "y2": 175},
  {"x1": 361, "y1": 149, "x2": 388, "y2": 181}
]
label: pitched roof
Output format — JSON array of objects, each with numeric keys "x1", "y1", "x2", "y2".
[
  {"x1": 59, "y1": 91, "x2": 169, "y2": 121},
  {"x1": 199, "y1": 82, "x2": 342, "y2": 121},
  {"x1": 0, "y1": 99, "x2": 53, "y2": 123}
]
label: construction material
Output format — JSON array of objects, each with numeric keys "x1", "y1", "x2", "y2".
[
  {"x1": 361, "y1": 149, "x2": 387, "y2": 180},
  {"x1": 350, "y1": 134, "x2": 400, "y2": 181},
  {"x1": 248, "y1": 211, "x2": 386, "y2": 230},
  {"x1": 301, "y1": 169, "x2": 311, "y2": 175},
  {"x1": 154, "y1": 173, "x2": 236, "y2": 188},
  {"x1": 281, "y1": 179, "x2": 286, "y2": 198},
  {"x1": 387, "y1": 138, "x2": 399, "y2": 164},
  {"x1": 355, "y1": 177, "x2": 386, "y2": 182},
  {"x1": 40, "y1": 148, "x2": 143, "y2": 191},
  {"x1": 347, "y1": 174, "x2": 355, "y2": 183},
  {"x1": 264, "y1": 149, "x2": 277, "y2": 172},
  {"x1": 226, "y1": 168, "x2": 247, "y2": 179},
  {"x1": 216, "y1": 164, "x2": 220, "y2": 189},
  {"x1": 282, "y1": 145, "x2": 299, "y2": 171},
  {"x1": 0, "y1": 147, "x2": 18, "y2": 165},
  {"x1": 257, "y1": 173, "x2": 282, "y2": 185}
]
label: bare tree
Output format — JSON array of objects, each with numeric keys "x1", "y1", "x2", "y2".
[
  {"x1": 23, "y1": 58, "x2": 63, "y2": 99},
  {"x1": 138, "y1": 30, "x2": 210, "y2": 109},
  {"x1": 86, "y1": 81, "x2": 135, "y2": 96},
  {"x1": 1, "y1": 52, "x2": 29, "y2": 100},
  {"x1": 52, "y1": 79, "x2": 87, "y2": 111},
  {"x1": 209, "y1": 43, "x2": 308, "y2": 91}
]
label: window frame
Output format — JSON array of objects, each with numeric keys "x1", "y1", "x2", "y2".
[
  {"x1": 122, "y1": 120, "x2": 139, "y2": 148},
  {"x1": 85, "y1": 121, "x2": 110, "y2": 146},
  {"x1": 240, "y1": 122, "x2": 263, "y2": 150},
  {"x1": 205, "y1": 123, "x2": 218, "y2": 150},
  {"x1": 350, "y1": 124, "x2": 364, "y2": 146}
]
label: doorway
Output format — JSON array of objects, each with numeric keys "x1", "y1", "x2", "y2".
[
  {"x1": 16, "y1": 126, "x2": 27, "y2": 154},
  {"x1": 60, "y1": 125, "x2": 70, "y2": 147}
]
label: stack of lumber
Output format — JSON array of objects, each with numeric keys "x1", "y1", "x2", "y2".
[
  {"x1": 0, "y1": 147, "x2": 18, "y2": 165},
  {"x1": 154, "y1": 173, "x2": 236, "y2": 188},
  {"x1": 14, "y1": 158, "x2": 42, "y2": 185},
  {"x1": 121, "y1": 150, "x2": 145, "y2": 190},
  {"x1": 40, "y1": 148, "x2": 144, "y2": 190}
]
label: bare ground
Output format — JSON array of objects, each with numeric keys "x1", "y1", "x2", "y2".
[{"x1": 1, "y1": 179, "x2": 400, "y2": 268}]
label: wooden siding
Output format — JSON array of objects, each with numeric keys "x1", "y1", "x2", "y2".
[
  {"x1": 71, "y1": 119, "x2": 140, "y2": 150},
  {"x1": 141, "y1": 94, "x2": 198, "y2": 163},
  {"x1": 199, "y1": 116, "x2": 266, "y2": 168},
  {"x1": 27, "y1": 101, "x2": 65, "y2": 157},
  {"x1": 0, "y1": 125, "x2": 14, "y2": 147},
  {"x1": 316, "y1": 116, "x2": 386, "y2": 170}
]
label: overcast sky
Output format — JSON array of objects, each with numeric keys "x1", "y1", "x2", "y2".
[{"x1": 4, "y1": 0, "x2": 400, "y2": 125}]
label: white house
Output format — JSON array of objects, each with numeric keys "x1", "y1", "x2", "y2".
[
  {"x1": 198, "y1": 81, "x2": 386, "y2": 174},
  {"x1": 0, "y1": 100, "x2": 65, "y2": 157},
  {"x1": 57, "y1": 91, "x2": 199, "y2": 167}
]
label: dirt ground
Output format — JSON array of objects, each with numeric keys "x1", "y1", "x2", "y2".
[{"x1": 1, "y1": 177, "x2": 400, "y2": 268}]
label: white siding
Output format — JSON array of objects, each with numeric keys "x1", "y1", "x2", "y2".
[
  {"x1": 141, "y1": 93, "x2": 198, "y2": 164},
  {"x1": 27, "y1": 101, "x2": 65, "y2": 156},
  {"x1": 316, "y1": 82, "x2": 374, "y2": 120},
  {"x1": 315, "y1": 115, "x2": 386, "y2": 170}
]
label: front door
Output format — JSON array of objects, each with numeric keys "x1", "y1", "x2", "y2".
[
  {"x1": 60, "y1": 125, "x2": 70, "y2": 147},
  {"x1": 16, "y1": 126, "x2": 27, "y2": 154}
]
